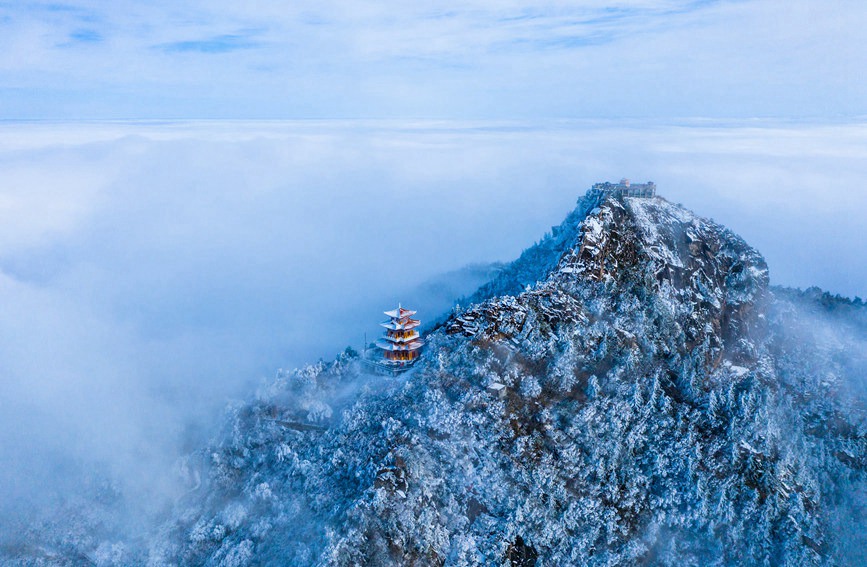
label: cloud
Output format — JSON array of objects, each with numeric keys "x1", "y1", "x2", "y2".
[
  {"x1": 0, "y1": 1, "x2": 864, "y2": 119},
  {"x1": 157, "y1": 31, "x2": 263, "y2": 54},
  {"x1": 66, "y1": 28, "x2": 102, "y2": 43}
]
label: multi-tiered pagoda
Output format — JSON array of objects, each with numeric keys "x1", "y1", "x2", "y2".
[{"x1": 376, "y1": 304, "x2": 424, "y2": 367}]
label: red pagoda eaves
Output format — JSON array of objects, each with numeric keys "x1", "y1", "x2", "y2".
[{"x1": 376, "y1": 303, "x2": 424, "y2": 366}]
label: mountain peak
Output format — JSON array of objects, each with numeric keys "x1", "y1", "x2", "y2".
[
  {"x1": 453, "y1": 187, "x2": 769, "y2": 367},
  {"x1": 470, "y1": 185, "x2": 767, "y2": 299}
]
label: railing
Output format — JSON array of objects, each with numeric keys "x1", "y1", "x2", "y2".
[{"x1": 361, "y1": 356, "x2": 420, "y2": 376}]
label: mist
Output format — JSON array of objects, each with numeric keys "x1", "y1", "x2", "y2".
[{"x1": 1, "y1": 118, "x2": 866, "y2": 549}]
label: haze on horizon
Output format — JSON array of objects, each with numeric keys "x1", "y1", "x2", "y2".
[{"x1": 0, "y1": 0, "x2": 865, "y2": 120}]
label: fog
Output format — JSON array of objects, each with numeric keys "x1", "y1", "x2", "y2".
[{"x1": 1, "y1": 119, "x2": 866, "y2": 544}]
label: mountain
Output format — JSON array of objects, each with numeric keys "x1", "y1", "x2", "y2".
[
  {"x1": 10, "y1": 188, "x2": 866, "y2": 566},
  {"x1": 148, "y1": 188, "x2": 865, "y2": 566}
]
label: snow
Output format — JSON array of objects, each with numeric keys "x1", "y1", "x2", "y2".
[{"x1": 728, "y1": 365, "x2": 750, "y2": 378}]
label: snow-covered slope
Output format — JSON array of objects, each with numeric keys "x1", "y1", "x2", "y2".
[
  {"x1": 144, "y1": 190, "x2": 864, "y2": 566},
  {"x1": 10, "y1": 190, "x2": 866, "y2": 566}
]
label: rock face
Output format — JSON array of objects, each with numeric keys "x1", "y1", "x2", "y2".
[{"x1": 152, "y1": 190, "x2": 865, "y2": 566}]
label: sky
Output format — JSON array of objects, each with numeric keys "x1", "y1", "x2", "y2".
[
  {"x1": 1, "y1": 0, "x2": 866, "y2": 553},
  {"x1": 0, "y1": 0, "x2": 865, "y2": 119}
]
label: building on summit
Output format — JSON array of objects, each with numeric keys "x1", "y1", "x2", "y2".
[{"x1": 593, "y1": 178, "x2": 656, "y2": 198}]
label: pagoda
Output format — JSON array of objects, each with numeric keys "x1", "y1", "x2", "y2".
[{"x1": 376, "y1": 303, "x2": 424, "y2": 367}]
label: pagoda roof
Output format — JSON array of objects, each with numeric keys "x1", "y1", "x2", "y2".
[
  {"x1": 384, "y1": 305, "x2": 417, "y2": 319},
  {"x1": 381, "y1": 331, "x2": 420, "y2": 344},
  {"x1": 380, "y1": 318, "x2": 420, "y2": 331},
  {"x1": 376, "y1": 338, "x2": 424, "y2": 351}
]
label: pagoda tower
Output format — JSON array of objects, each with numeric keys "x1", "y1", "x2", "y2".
[{"x1": 376, "y1": 303, "x2": 424, "y2": 367}]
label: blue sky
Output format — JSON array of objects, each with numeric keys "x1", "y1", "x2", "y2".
[{"x1": 1, "y1": 0, "x2": 865, "y2": 119}]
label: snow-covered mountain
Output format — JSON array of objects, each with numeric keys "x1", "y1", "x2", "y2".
[{"x1": 9, "y1": 188, "x2": 867, "y2": 565}]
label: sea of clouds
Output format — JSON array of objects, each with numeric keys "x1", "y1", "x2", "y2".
[{"x1": 1, "y1": 118, "x2": 865, "y2": 540}]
